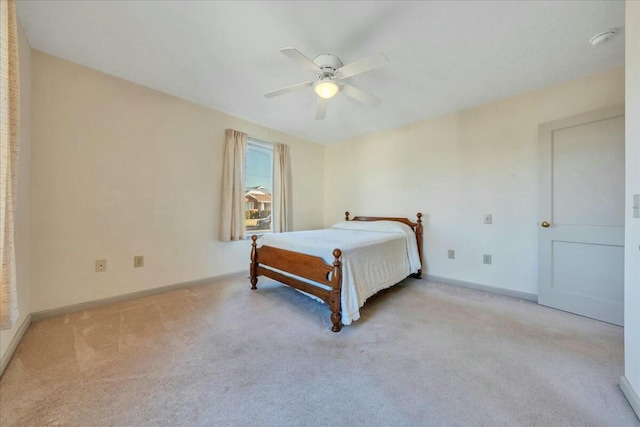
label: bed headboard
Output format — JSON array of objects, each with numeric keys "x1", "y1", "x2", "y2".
[
  {"x1": 344, "y1": 211, "x2": 423, "y2": 278},
  {"x1": 345, "y1": 211, "x2": 421, "y2": 230}
]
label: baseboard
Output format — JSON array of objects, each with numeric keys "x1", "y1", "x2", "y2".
[
  {"x1": 32, "y1": 271, "x2": 247, "y2": 322},
  {"x1": 0, "y1": 313, "x2": 32, "y2": 377},
  {"x1": 426, "y1": 274, "x2": 538, "y2": 302},
  {"x1": 620, "y1": 376, "x2": 640, "y2": 420}
]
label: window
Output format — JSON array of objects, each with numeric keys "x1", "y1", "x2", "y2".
[
  {"x1": 220, "y1": 129, "x2": 290, "y2": 241},
  {"x1": 245, "y1": 139, "x2": 273, "y2": 233}
]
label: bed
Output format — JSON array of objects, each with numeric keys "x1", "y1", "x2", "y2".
[{"x1": 250, "y1": 212, "x2": 423, "y2": 332}]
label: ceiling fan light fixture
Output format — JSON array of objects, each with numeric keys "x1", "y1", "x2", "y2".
[{"x1": 314, "y1": 79, "x2": 339, "y2": 99}]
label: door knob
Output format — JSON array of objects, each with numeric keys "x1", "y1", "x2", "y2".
[{"x1": 541, "y1": 221, "x2": 551, "y2": 228}]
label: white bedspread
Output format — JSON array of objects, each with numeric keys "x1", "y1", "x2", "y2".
[{"x1": 257, "y1": 221, "x2": 421, "y2": 325}]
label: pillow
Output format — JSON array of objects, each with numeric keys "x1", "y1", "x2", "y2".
[{"x1": 331, "y1": 220, "x2": 414, "y2": 236}]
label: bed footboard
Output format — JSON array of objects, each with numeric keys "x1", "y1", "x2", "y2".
[{"x1": 250, "y1": 235, "x2": 343, "y2": 332}]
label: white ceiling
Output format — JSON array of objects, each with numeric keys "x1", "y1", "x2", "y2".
[{"x1": 16, "y1": 1, "x2": 625, "y2": 144}]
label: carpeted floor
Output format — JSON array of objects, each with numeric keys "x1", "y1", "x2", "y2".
[{"x1": 0, "y1": 276, "x2": 637, "y2": 426}]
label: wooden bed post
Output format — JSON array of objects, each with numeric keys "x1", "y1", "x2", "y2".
[
  {"x1": 415, "y1": 213, "x2": 423, "y2": 278},
  {"x1": 250, "y1": 235, "x2": 258, "y2": 290},
  {"x1": 345, "y1": 211, "x2": 350, "y2": 221},
  {"x1": 330, "y1": 249, "x2": 342, "y2": 332}
]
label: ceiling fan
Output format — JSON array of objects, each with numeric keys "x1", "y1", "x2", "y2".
[{"x1": 264, "y1": 47, "x2": 389, "y2": 120}]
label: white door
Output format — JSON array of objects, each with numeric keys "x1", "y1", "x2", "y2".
[{"x1": 538, "y1": 106, "x2": 625, "y2": 326}]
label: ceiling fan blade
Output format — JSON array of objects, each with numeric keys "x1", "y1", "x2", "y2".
[
  {"x1": 340, "y1": 84, "x2": 382, "y2": 108},
  {"x1": 315, "y1": 96, "x2": 327, "y2": 120},
  {"x1": 280, "y1": 47, "x2": 323, "y2": 74},
  {"x1": 264, "y1": 81, "x2": 314, "y2": 98},
  {"x1": 336, "y1": 53, "x2": 388, "y2": 79}
]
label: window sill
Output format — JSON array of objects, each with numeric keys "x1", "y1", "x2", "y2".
[{"x1": 245, "y1": 231, "x2": 272, "y2": 240}]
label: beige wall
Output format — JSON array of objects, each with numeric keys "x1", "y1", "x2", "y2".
[
  {"x1": 29, "y1": 51, "x2": 324, "y2": 312},
  {"x1": 624, "y1": 0, "x2": 640, "y2": 412},
  {"x1": 1, "y1": 21, "x2": 32, "y2": 361},
  {"x1": 324, "y1": 67, "x2": 624, "y2": 296}
]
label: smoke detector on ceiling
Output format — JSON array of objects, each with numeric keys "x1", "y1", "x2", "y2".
[{"x1": 589, "y1": 29, "x2": 618, "y2": 46}]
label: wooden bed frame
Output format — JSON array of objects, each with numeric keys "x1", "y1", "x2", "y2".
[{"x1": 250, "y1": 212, "x2": 423, "y2": 332}]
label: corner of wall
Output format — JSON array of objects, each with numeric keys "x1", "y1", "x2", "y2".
[{"x1": 623, "y1": 0, "x2": 640, "y2": 419}]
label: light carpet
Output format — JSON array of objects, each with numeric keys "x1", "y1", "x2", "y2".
[{"x1": 0, "y1": 276, "x2": 637, "y2": 426}]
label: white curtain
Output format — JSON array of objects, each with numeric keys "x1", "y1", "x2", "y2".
[
  {"x1": 272, "y1": 143, "x2": 292, "y2": 233},
  {"x1": 0, "y1": 0, "x2": 20, "y2": 329},
  {"x1": 220, "y1": 129, "x2": 247, "y2": 241}
]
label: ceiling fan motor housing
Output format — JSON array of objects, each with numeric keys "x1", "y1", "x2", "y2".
[{"x1": 313, "y1": 54, "x2": 343, "y2": 78}]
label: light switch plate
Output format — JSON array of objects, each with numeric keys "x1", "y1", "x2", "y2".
[
  {"x1": 633, "y1": 194, "x2": 640, "y2": 218},
  {"x1": 483, "y1": 214, "x2": 492, "y2": 224}
]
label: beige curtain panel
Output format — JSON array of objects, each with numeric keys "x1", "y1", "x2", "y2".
[
  {"x1": 0, "y1": 0, "x2": 20, "y2": 330},
  {"x1": 272, "y1": 143, "x2": 292, "y2": 233},
  {"x1": 220, "y1": 129, "x2": 247, "y2": 241}
]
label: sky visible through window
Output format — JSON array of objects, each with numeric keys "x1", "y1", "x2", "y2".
[{"x1": 246, "y1": 142, "x2": 272, "y2": 191}]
